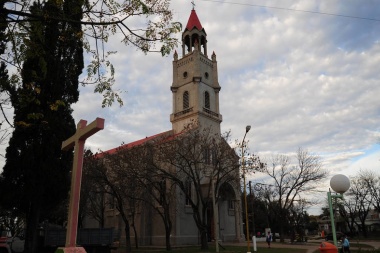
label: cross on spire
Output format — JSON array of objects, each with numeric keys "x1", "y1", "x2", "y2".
[{"x1": 191, "y1": 0, "x2": 195, "y2": 10}]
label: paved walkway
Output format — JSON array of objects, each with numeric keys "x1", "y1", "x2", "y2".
[
  {"x1": 226, "y1": 240, "x2": 319, "y2": 253},
  {"x1": 225, "y1": 239, "x2": 380, "y2": 253},
  {"x1": 360, "y1": 240, "x2": 380, "y2": 249}
]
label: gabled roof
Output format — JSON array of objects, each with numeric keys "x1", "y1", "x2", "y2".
[
  {"x1": 95, "y1": 130, "x2": 174, "y2": 158},
  {"x1": 186, "y1": 9, "x2": 203, "y2": 31}
]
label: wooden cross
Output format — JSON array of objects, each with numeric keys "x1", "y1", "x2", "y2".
[{"x1": 59, "y1": 118, "x2": 104, "y2": 252}]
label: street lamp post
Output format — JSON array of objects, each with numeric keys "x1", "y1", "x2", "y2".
[
  {"x1": 242, "y1": 125, "x2": 251, "y2": 253},
  {"x1": 211, "y1": 178, "x2": 219, "y2": 253},
  {"x1": 249, "y1": 181, "x2": 257, "y2": 252},
  {"x1": 328, "y1": 174, "x2": 350, "y2": 247}
]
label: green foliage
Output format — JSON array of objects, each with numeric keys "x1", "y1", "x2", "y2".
[
  {"x1": 2, "y1": 0, "x2": 181, "y2": 108},
  {"x1": 0, "y1": 0, "x2": 84, "y2": 252},
  {"x1": 80, "y1": 0, "x2": 181, "y2": 106}
]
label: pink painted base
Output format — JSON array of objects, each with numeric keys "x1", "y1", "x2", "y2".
[{"x1": 54, "y1": 247, "x2": 87, "y2": 253}]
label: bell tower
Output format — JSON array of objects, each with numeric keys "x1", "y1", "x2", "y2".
[{"x1": 170, "y1": 9, "x2": 222, "y2": 135}]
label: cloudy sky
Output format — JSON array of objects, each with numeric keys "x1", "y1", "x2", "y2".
[{"x1": 1, "y1": 0, "x2": 380, "y2": 214}]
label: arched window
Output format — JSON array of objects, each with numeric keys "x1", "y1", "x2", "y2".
[
  {"x1": 203, "y1": 147, "x2": 217, "y2": 165},
  {"x1": 204, "y1": 91, "x2": 210, "y2": 109},
  {"x1": 183, "y1": 91, "x2": 189, "y2": 109}
]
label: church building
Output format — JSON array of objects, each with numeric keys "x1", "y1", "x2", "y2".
[{"x1": 84, "y1": 9, "x2": 244, "y2": 247}]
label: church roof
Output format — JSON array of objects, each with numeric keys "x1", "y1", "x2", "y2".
[
  {"x1": 95, "y1": 130, "x2": 174, "y2": 158},
  {"x1": 186, "y1": 9, "x2": 203, "y2": 31}
]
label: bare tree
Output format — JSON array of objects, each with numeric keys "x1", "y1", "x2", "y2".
[
  {"x1": 81, "y1": 124, "x2": 241, "y2": 251},
  {"x1": 110, "y1": 139, "x2": 177, "y2": 251},
  {"x1": 358, "y1": 170, "x2": 380, "y2": 212},
  {"x1": 340, "y1": 198, "x2": 358, "y2": 236},
  {"x1": 258, "y1": 148, "x2": 327, "y2": 242},
  {"x1": 81, "y1": 134, "x2": 176, "y2": 251},
  {"x1": 84, "y1": 152, "x2": 143, "y2": 253},
  {"x1": 152, "y1": 125, "x2": 240, "y2": 250},
  {"x1": 81, "y1": 150, "x2": 107, "y2": 228},
  {"x1": 344, "y1": 172, "x2": 374, "y2": 238}
]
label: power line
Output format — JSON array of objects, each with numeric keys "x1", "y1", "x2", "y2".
[{"x1": 200, "y1": 0, "x2": 380, "y2": 22}]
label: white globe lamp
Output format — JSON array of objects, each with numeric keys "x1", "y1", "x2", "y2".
[{"x1": 330, "y1": 174, "x2": 350, "y2": 194}]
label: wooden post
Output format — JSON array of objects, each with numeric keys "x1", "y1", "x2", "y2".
[{"x1": 55, "y1": 118, "x2": 104, "y2": 253}]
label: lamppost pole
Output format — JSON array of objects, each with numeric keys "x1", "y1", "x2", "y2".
[
  {"x1": 242, "y1": 125, "x2": 251, "y2": 253},
  {"x1": 249, "y1": 181, "x2": 257, "y2": 252},
  {"x1": 327, "y1": 190, "x2": 342, "y2": 246},
  {"x1": 328, "y1": 174, "x2": 350, "y2": 247},
  {"x1": 212, "y1": 178, "x2": 219, "y2": 253}
]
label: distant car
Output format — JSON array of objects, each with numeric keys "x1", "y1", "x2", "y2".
[{"x1": 325, "y1": 232, "x2": 345, "y2": 241}]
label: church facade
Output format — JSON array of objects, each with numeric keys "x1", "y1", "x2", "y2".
[{"x1": 85, "y1": 9, "x2": 244, "y2": 247}]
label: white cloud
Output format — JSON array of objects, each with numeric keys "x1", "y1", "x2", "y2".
[
  {"x1": 69, "y1": 0, "x2": 380, "y2": 170},
  {"x1": 1, "y1": 1, "x2": 380, "y2": 215}
]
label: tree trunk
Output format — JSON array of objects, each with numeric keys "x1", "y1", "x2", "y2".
[
  {"x1": 24, "y1": 201, "x2": 41, "y2": 253},
  {"x1": 132, "y1": 224, "x2": 138, "y2": 249},
  {"x1": 279, "y1": 211, "x2": 286, "y2": 243},
  {"x1": 164, "y1": 215, "x2": 172, "y2": 251},
  {"x1": 162, "y1": 208, "x2": 172, "y2": 251},
  {"x1": 124, "y1": 224, "x2": 131, "y2": 253},
  {"x1": 361, "y1": 220, "x2": 368, "y2": 238},
  {"x1": 165, "y1": 226, "x2": 172, "y2": 251},
  {"x1": 200, "y1": 228, "x2": 208, "y2": 250}
]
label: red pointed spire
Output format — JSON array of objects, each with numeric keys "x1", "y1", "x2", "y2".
[{"x1": 186, "y1": 9, "x2": 203, "y2": 31}]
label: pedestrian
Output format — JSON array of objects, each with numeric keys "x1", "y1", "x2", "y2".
[
  {"x1": 266, "y1": 231, "x2": 272, "y2": 248},
  {"x1": 342, "y1": 235, "x2": 350, "y2": 253}
]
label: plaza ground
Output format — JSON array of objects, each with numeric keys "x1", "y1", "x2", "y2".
[
  {"x1": 111, "y1": 238, "x2": 380, "y2": 253},
  {"x1": 224, "y1": 238, "x2": 380, "y2": 253}
]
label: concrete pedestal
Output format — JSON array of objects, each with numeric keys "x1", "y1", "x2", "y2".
[{"x1": 54, "y1": 247, "x2": 87, "y2": 253}]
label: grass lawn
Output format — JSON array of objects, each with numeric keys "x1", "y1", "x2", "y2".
[
  {"x1": 115, "y1": 245, "x2": 308, "y2": 253},
  {"x1": 114, "y1": 243, "x2": 378, "y2": 253}
]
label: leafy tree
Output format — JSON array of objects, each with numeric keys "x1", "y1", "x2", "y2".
[
  {"x1": 0, "y1": 206, "x2": 25, "y2": 237},
  {"x1": 307, "y1": 216, "x2": 320, "y2": 235},
  {"x1": 0, "y1": 0, "x2": 12, "y2": 146},
  {"x1": 258, "y1": 148, "x2": 327, "y2": 242},
  {"x1": 288, "y1": 200, "x2": 308, "y2": 242},
  {"x1": 0, "y1": 1, "x2": 83, "y2": 252},
  {"x1": 319, "y1": 206, "x2": 330, "y2": 219},
  {"x1": 1, "y1": 0, "x2": 181, "y2": 109},
  {"x1": 1, "y1": 2, "x2": 180, "y2": 253},
  {"x1": 245, "y1": 187, "x2": 276, "y2": 237},
  {"x1": 251, "y1": 183, "x2": 278, "y2": 234}
]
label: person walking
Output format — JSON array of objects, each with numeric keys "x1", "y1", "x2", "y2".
[
  {"x1": 266, "y1": 231, "x2": 272, "y2": 248},
  {"x1": 342, "y1": 235, "x2": 350, "y2": 253}
]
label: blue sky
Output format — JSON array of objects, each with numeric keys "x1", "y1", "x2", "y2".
[{"x1": 1, "y1": 0, "x2": 380, "y2": 215}]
